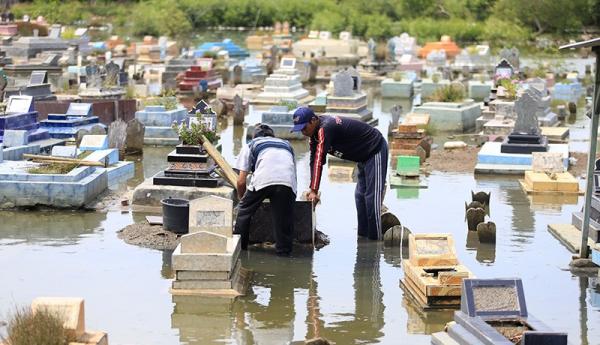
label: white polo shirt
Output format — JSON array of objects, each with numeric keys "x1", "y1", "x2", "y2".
[{"x1": 236, "y1": 138, "x2": 297, "y2": 195}]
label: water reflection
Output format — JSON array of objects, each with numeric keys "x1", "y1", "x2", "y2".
[
  {"x1": 465, "y1": 231, "x2": 496, "y2": 264},
  {"x1": 402, "y1": 296, "x2": 453, "y2": 335},
  {"x1": 320, "y1": 240, "x2": 385, "y2": 343},
  {"x1": 0, "y1": 210, "x2": 106, "y2": 246}
]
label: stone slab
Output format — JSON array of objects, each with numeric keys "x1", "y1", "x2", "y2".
[
  {"x1": 69, "y1": 331, "x2": 108, "y2": 345},
  {"x1": 188, "y1": 195, "x2": 233, "y2": 237},
  {"x1": 571, "y1": 212, "x2": 600, "y2": 243},
  {"x1": 547, "y1": 223, "x2": 600, "y2": 254},
  {"x1": 531, "y1": 152, "x2": 565, "y2": 173},
  {"x1": 413, "y1": 100, "x2": 482, "y2": 132},
  {"x1": 248, "y1": 200, "x2": 314, "y2": 243},
  {"x1": 51, "y1": 145, "x2": 77, "y2": 158},
  {"x1": 476, "y1": 142, "x2": 568, "y2": 170},
  {"x1": 85, "y1": 148, "x2": 119, "y2": 166},
  {"x1": 181, "y1": 231, "x2": 229, "y2": 254},
  {"x1": 176, "y1": 261, "x2": 240, "y2": 281},
  {"x1": 31, "y1": 297, "x2": 85, "y2": 339},
  {"x1": 461, "y1": 278, "x2": 526, "y2": 317},
  {"x1": 3, "y1": 129, "x2": 29, "y2": 147},
  {"x1": 131, "y1": 177, "x2": 234, "y2": 209},
  {"x1": 79, "y1": 135, "x2": 108, "y2": 151},
  {"x1": 172, "y1": 235, "x2": 240, "y2": 272}
]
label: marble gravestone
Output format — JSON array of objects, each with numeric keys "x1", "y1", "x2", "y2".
[
  {"x1": 171, "y1": 195, "x2": 246, "y2": 295},
  {"x1": 333, "y1": 70, "x2": 354, "y2": 97},
  {"x1": 500, "y1": 90, "x2": 548, "y2": 154}
]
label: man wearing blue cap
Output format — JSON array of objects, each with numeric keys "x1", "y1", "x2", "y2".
[{"x1": 291, "y1": 107, "x2": 388, "y2": 240}]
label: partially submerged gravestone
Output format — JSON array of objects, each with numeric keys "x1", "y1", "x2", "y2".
[
  {"x1": 31, "y1": 297, "x2": 108, "y2": 345},
  {"x1": 432, "y1": 278, "x2": 568, "y2": 345},
  {"x1": 108, "y1": 119, "x2": 127, "y2": 154},
  {"x1": 522, "y1": 152, "x2": 578, "y2": 194},
  {"x1": 125, "y1": 118, "x2": 145, "y2": 153},
  {"x1": 171, "y1": 195, "x2": 249, "y2": 296},
  {"x1": 401, "y1": 233, "x2": 473, "y2": 310}
]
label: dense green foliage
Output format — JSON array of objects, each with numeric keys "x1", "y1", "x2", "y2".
[{"x1": 10, "y1": 0, "x2": 600, "y2": 46}]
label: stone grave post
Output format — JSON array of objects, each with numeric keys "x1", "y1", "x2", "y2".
[
  {"x1": 171, "y1": 195, "x2": 248, "y2": 295},
  {"x1": 233, "y1": 94, "x2": 244, "y2": 125}
]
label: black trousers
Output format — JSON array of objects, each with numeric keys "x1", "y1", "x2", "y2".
[{"x1": 234, "y1": 185, "x2": 295, "y2": 254}]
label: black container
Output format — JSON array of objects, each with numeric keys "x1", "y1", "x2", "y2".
[{"x1": 161, "y1": 197, "x2": 189, "y2": 234}]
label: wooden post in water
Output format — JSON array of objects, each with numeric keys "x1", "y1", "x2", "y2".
[{"x1": 560, "y1": 38, "x2": 600, "y2": 258}]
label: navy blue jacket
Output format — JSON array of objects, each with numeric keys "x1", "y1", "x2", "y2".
[{"x1": 309, "y1": 115, "x2": 384, "y2": 192}]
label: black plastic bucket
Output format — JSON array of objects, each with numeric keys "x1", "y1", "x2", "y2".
[{"x1": 161, "y1": 197, "x2": 189, "y2": 234}]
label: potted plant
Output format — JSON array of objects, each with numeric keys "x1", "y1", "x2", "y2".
[{"x1": 172, "y1": 112, "x2": 220, "y2": 155}]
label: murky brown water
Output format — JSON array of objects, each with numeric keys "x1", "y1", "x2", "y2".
[{"x1": 1, "y1": 86, "x2": 599, "y2": 345}]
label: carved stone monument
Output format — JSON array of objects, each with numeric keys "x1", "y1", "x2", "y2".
[{"x1": 500, "y1": 90, "x2": 549, "y2": 154}]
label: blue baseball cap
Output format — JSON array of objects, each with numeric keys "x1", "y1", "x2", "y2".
[{"x1": 291, "y1": 106, "x2": 316, "y2": 132}]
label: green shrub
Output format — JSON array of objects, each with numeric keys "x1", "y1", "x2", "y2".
[
  {"x1": 2, "y1": 306, "x2": 75, "y2": 345},
  {"x1": 498, "y1": 78, "x2": 518, "y2": 100},
  {"x1": 430, "y1": 84, "x2": 465, "y2": 103},
  {"x1": 172, "y1": 113, "x2": 220, "y2": 145}
]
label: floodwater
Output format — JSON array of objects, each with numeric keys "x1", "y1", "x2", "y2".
[{"x1": 1, "y1": 88, "x2": 600, "y2": 345}]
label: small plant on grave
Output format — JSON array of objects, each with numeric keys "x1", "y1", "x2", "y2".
[
  {"x1": 497, "y1": 78, "x2": 518, "y2": 100},
  {"x1": 424, "y1": 122, "x2": 437, "y2": 136},
  {"x1": 431, "y1": 74, "x2": 441, "y2": 84},
  {"x1": 390, "y1": 71, "x2": 404, "y2": 82},
  {"x1": 202, "y1": 51, "x2": 218, "y2": 59},
  {"x1": 124, "y1": 85, "x2": 136, "y2": 100},
  {"x1": 143, "y1": 96, "x2": 178, "y2": 111},
  {"x1": 430, "y1": 84, "x2": 465, "y2": 103},
  {"x1": 172, "y1": 113, "x2": 220, "y2": 146},
  {"x1": 1, "y1": 306, "x2": 76, "y2": 345},
  {"x1": 278, "y1": 99, "x2": 298, "y2": 111}
]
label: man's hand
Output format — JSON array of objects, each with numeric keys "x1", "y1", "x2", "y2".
[{"x1": 305, "y1": 189, "x2": 320, "y2": 209}]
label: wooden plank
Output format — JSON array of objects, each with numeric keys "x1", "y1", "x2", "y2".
[
  {"x1": 201, "y1": 135, "x2": 238, "y2": 190},
  {"x1": 402, "y1": 261, "x2": 471, "y2": 297},
  {"x1": 23, "y1": 154, "x2": 105, "y2": 167}
]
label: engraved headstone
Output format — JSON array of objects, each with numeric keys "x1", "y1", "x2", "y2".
[
  {"x1": 29, "y1": 70, "x2": 47, "y2": 85},
  {"x1": 494, "y1": 58, "x2": 514, "y2": 81},
  {"x1": 408, "y1": 234, "x2": 458, "y2": 267},
  {"x1": 513, "y1": 91, "x2": 540, "y2": 134},
  {"x1": 188, "y1": 196, "x2": 233, "y2": 237},
  {"x1": 125, "y1": 118, "x2": 145, "y2": 153},
  {"x1": 79, "y1": 134, "x2": 108, "y2": 151},
  {"x1": 66, "y1": 103, "x2": 93, "y2": 117},
  {"x1": 85, "y1": 65, "x2": 101, "y2": 88},
  {"x1": 532, "y1": 152, "x2": 564, "y2": 173},
  {"x1": 48, "y1": 25, "x2": 61, "y2": 39},
  {"x1": 42, "y1": 54, "x2": 59, "y2": 66},
  {"x1": 333, "y1": 70, "x2": 354, "y2": 97},
  {"x1": 5, "y1": 95, "x2": 33, "y2": 113},
  {"x1": 279, "y1": 57, "x2": 296, "y2": 69},
  {"x1": 108, "y1": 119, "x2": 127, "y2": 152},
  {"x1": 104, "y1": 61, "x2": 120, "y2": 86}
]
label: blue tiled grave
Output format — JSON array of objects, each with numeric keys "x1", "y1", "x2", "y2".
[
  {"x1": 38, "y1": 102, "x2": 106, "y2": 139},
  {"x1": 0, "y1": 95, "x2": 50, "y2": 144},
  {"x1": 135, "y1": 105, "x2": 189, "y2": 146},
  {"x1": 431, "y1": 278, "x2": 568, "y2": 345}
]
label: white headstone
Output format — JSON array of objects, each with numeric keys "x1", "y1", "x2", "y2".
[
  {"x1": 31, "y1": 297, "x2": 85, "y2": 339},
  {"x1": 51, "y1": 145, "x2": 78, "y2": 158},
  {"x1": 181, "y1": 231, "x2": 228, "y2": 254},
  {"x1": 79, "y1": 134, "x2": 109, "y2": 151},
  {"x1": 318, "y1": 31, "x2": 332, "y2": 40},
  {"x1": 532, "y1": 152, "x2": 564, "y2": 173},
  {"x1": 188, "y1": 195, "x2": 233, "y2": 237},
  {"x1": 3, "y1": 130, "x2": 28, "y2": 147}
]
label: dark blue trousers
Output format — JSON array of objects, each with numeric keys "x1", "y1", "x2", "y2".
[{"x1": 355, "y1": 140, "x2": 388, "y2": 240}]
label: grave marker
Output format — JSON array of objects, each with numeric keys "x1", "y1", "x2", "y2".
[
  {"x1": 188, "y1": 195, "x2": 233, "y2": 237},
  {"x1": 28, "y1": 70, "x2": 47, "y2": 85}
]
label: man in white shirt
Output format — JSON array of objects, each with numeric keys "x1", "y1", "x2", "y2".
[{"x1": 234, "y1": 124, "x2": 297, "y2": 256}]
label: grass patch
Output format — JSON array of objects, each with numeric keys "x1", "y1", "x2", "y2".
[
  {"x1": 430, "y1": 84, "x2": 465, "y2": 103},
  {"x1": 28, "y1": 163, "x2": 79, "y2": 175},
  {"x1": 2, "y1": 306, "x2": 76, "y2": 345}
]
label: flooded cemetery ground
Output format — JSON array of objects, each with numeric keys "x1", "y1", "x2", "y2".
[{"x1": 2, "y1": 87, "x2": 600, "y2": 345}]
